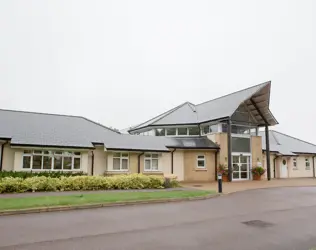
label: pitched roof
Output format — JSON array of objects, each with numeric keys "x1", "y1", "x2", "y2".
[
  {"x1": 260, "y1": 130, "x2": 316, "y2": 155},
  {"x1": 129, "y1": 81, "x2": 277, "y2": 132},
  {"x1": 0, "y1": 109, "x2": 218, "y2": 151}
]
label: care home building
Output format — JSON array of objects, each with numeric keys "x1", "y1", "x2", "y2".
[{"x1": 0, "y1": 81, "x2": 315, "y2": 182}]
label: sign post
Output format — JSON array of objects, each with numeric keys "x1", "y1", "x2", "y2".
[{"x1": 217, "y1": 173, "x2": 223, "y2": 193}]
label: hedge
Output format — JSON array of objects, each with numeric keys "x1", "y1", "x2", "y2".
[
  {"x1": 0, "y1": 174, "x2": 179, "y2": 193},
  {"x1": 0, "y1": 171, "x2": 86, "y2": 179}
]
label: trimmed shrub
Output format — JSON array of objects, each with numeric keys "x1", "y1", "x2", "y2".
[
  {"x1": 0, "y1": 171, "x2": 86, "y2": 179},
  {"x1": 0, "y1": 174, "x2": 177, "y2": 193}
]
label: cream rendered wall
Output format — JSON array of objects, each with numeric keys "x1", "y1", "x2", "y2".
[
  {"x1": 93, "y1": 147, "x2": 107, "y2": 175},
  {"x1": 2, "y1": 143, "x2": 15, "y2": 171},
  {"x1": 173, "y1": 150, "x2": 184, "y2": 181},
  {"x1": 160, "y1": 152, "x2": 171, "y2": 175},
  {"x1": 288, "y1": 156, "x2": 313, "y2": 178},
  {"x1": 262, "y1": 153, "x2": 276, "y2": 179}
]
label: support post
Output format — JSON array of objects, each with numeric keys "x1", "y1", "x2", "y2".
[
  {"x1": 265, "y1": 125, "x2": 271, "y2": 181},
  {"x1": 313, "y1": 155, "x2": 315, "y2": 178},
  {"x1": 227, "y1": 119, "x2": 232, "y2": 182}
]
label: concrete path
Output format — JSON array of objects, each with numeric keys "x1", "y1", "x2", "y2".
[
  {"x1": 183, "y1": 177, "x2": 316, "y2": 193},
  {"x1": 1, "y1": 187, "x2": 316, "y2": 249}
]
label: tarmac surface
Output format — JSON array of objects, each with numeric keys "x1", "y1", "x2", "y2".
[{"x1": 1, "y1": 186, "x2": 316, "y2": 250}]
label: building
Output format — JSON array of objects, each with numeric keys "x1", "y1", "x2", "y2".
[{"x1": 0, "y1": 81, "x2": 315, "y2": 181}]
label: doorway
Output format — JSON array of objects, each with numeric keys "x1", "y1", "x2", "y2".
[
  {"x1": 280, "y1": 158, "x2": 288, "y2": 178},
  {"x1": 232, "y1": 154, "x2": 251, "y2": 180}
]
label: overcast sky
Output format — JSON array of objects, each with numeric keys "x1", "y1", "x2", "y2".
[{"x1": 0, "y1": 0, "x2": 315, "y2": 142}]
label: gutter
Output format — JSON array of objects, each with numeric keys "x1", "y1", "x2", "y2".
[
  {"x1": 138, "y1": 152, "x2": 145, "y2": 173},
  {"x1": 171, "y1": 149, "x2": 176, "y2": 174},
  {"x1": 0, "y1": 141, "x2": 8, "y2": 171},
  {"x1": 91, "y1": 150, "x2": 95, "y2": 176}
]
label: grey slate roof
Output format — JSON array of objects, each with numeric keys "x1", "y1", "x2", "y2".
[
  {"x1": 0, "y1": 109, "x2": 218, "y2": 151},
  {"x1": 129, "y1": 81, "x2": 278, "y2": 132},
  {"x1": 260, "y1": 130, "x2": 316, "y2": 155}
]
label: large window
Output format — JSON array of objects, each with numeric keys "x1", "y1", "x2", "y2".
[
  {"x1": 166, "y1": 128, "x2": 177, "y2": 136},
  {"x1": 113, "y1": 152, "x2": 129, "y2": 171},
  {"x1": 201, "y1": 124, "x2": 219, "y2": 135},
  {"x1": 144, "y1": 153, "x2": 159, "y2": 171},
  {"x1": 22, "y1": 150, "x2": 81, "y2": 170},
  {"x1": 188, "y1": 127, "x2": 199, "y2": 135},
  {"x1": 232, "y1": 137, "x2": 251, "y2": 153},
  {"x1": 305, "y1": 158, "x2": 311, "y2": 170},
  {"x1": 154, "y1": 127, "x2": 200, "y2": 136}
]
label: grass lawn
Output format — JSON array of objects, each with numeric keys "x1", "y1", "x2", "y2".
[{"x1": 0, "y1": 190, "x2": 215, "y2": 211}]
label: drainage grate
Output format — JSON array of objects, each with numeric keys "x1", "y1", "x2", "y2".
[{"x1": 242, "y1": 220, "x2": 274, "y2": 228}]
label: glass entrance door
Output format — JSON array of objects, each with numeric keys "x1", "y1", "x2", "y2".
[{"x1": 232, "y1": 155, "x2": 250, "y2": 180}]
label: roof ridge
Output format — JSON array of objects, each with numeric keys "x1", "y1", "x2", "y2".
[
  {"x1": 0, "y1": 108, "x2": 120, "y2": 134},
  {"x1": 196, "y1": 81, "x2": 271, "y2": 107},
  {"x1": 128, "y1": 102, "x2": 192, "y2": 132},
  {"x1": 0, "y1": 108, "x2": 82, "y2": 119},
  {"x1": 271, "y1": 130, "x2": 316, "y2": 147}
]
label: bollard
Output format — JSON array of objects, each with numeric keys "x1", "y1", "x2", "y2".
[{"x1": 217, "y1": 173, "x2": 222, "y2": 193}]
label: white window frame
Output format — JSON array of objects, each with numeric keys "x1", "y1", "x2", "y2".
[
  {"x1": 112, "y1": 152, "x2": 129, "y2": 171},
  {"x1": 144, "y1": 153, "x2": 159, "y2": 171},
  {"x1": 305, "y1": 158, "x2": 311, "y2": 170},
  {"x1": 196, "y1": 155, "x2": 206, "y2": 169},
  {"x1": 22, "y1": 150, "x2": 82, "y2": 171},
  {"x1": 293, "y1": 158, "x2": 298, "y2": 170}
]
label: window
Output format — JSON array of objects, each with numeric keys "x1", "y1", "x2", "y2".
[
  {"x1": 188, "y1": 127, "x2": 200, "y2": 135},
  {"x1": 22, "y1": 150, "x2": 81, "y2": 171},
  {"x1": 155, "y1": 128, "x2": 165, "y2": 136},
  {"x1": 113, "y1": 152, "x2": 129, "y2": 171},
  {"x1": 305, "y1": 158, "x2": 311, "y2": 170},
  {"x1": 201, "y1": 124, "x2": 219, "y2": 135},
  {"x1": 293, "y1": 158, "x2": 298, "y2": 170},
  {"x1": 197, "y1": 155, "x2": 206, "y2": 169},
  {"x1": 166, "y1": 128, "x2": 176, "y2": 136},
  {"x1": 144, "y1": 153, "x2": 159, "y2": 171},
  {"x1": 232, "y1": 137, "x2": 251, "y2": 153},
  {"x1": 177, "y1": 127, "x2": 188, "y2": 136}
]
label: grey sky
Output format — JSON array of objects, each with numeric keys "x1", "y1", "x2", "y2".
[{"x1": 1, "y1": 0, "x2": 315, "y2": 142}]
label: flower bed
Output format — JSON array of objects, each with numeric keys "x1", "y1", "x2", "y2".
[{"x1": 0, "y1": 174, "x2": 179, "y2": 193}]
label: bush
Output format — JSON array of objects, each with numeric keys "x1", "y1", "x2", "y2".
[
  {"x1": 0, "y1": 171, "x2": 86, "y2": 179},
  {"x1": 0, "y1": 174, "x2": 180, "y2": 193},
  {"x1": 251, "y1": 166, "x2": 266, "y2": 176}
]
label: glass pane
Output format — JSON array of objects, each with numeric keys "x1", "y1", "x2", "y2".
[
  {"x1": 233, "y1": 164, "x2": 239, "y2": 171},
  {"x1": 222, "y1": 123, "x2": 228, "y2": 133},
  {"x1": 121, "y1": 159, "x2": 128, "y2": 170},
  {"x1": 53, "y1": 156, "x2": 62, "y2": 170},
  {"x1": 145, "y1": 159, "x2": 151, "y2": 170},
  {"x1": 209, "y1": 124, "x2": 218, "y2": 133},
  {"x1": 55, "y1": 151, "x2": 63, "y2": 155},
  {"x1": 188, "y1": 127, "x2": 199, "y2": 135},
  {"x1": 197, "y1": 155, "x2": 205, "y2": 159},
  {"x1": 240, "y1": 156, "x2": 248, "y2": 163},
  {"x1": 74, "y1": 158, "x2": 81, "y2": 169},
  {"x1": 177, "y1": 127, "x2": 187, "y2": 135},
  {"x1": 233, "y1": 156, "x2": 239, "y2": 163},
  {"x1": 155, "y1": 128, "x2": 165, "y2": 136},
  {"x1": 32, "y1": 156, "x2": 42, "y2": 169},
  {"x1": 113, "y1": 158, "x2": 121, "y2": 170},
  {"x1": 233, "y1": 172, "x2": 239, "y2": 179},
  {"x1": 24, "y1": 150, "x2": 32, "y2": 154},
  {"x1": 33, "y1": 150, "x2": 42, "y2": 155},
  {"x1": 43, "y1": 156, "x2": 52, "y2": 169},
  {"x1": 232, "y1": 137, "x2": 251, "y2": 152},
  {"x1": 74, "y1": 152, "x2": 81, "y2": 156},
  {"x1": 197, "y1": 160, "x2": 205, "y2": 167},
  {"x1": 240, "y1": 172, "x2": 248, "y2": 179},
  {"x1": 43, "y1": 151, "x2": 50, "y2": 155},
  {"x1": 145, "y1": 154, "x2": 151, "y2": 158},
  {"x1": 166, "y1": 128, "x2": 176, "y2": 136},
  {"x1": 23, "y1": 156, "x2": 31, "y2": 169},
  {"x1": 121, "y1": 153, "x2": 128, "y2": 158},
  {"x1": 63, "y1": 157, "x2": 72, "y2": 170},
  {"x1": 114, "y1": 153, "x2": 121, "y2": 158},
  {"x1": 202, "y1": 126, "x2": 209, "y2": 134},
  {"x1": 240, "y1": 164, "x2": 247, "y2": 171},
  {"x1": 152, "y1": 159, "x2": 158, "y2": 170},
  {"x1": 152, "y1": 154, "x2": 158, "y2": 159},
  {"x1": 63, "y1": 151, "x2": 72, "y2": 156}
]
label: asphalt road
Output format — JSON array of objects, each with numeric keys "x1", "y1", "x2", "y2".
[{"x1": 1, "y1": 187, "x2": 316, "y2": 250}]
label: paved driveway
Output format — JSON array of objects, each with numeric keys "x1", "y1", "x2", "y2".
[{"x1": 1, "y1": 187, "x2": 316, "y2": 250}]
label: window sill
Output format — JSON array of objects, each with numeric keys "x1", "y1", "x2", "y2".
[{"x1": 195, "y1": 168, "x2": 207, "y2": 171}]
